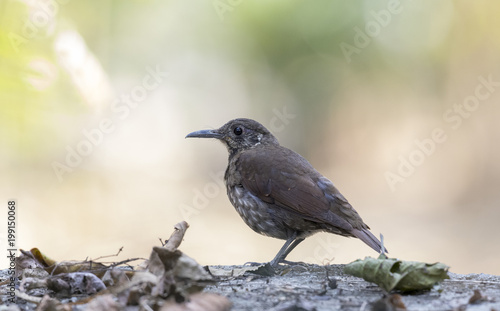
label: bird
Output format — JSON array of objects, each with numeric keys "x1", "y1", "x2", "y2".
[{"x1": 186, "y1": 118, "x2": 386, "y2": 267}]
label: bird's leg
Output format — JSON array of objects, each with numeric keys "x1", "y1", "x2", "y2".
[
  {"x1": 277, "y1": 238, "x2": 306, "y2": 266},
  {"x1": 280, "y1": 237, "x2": 305, "y2": 260},
  {"x1": 269, "y1": 237, "x2": 295, "y2": 267},
  {"x1": 244, "y1": 236, "x2": 304, "y2": 267},
  {"x1": 270, "y1": 233, "x2": 305, "y2": 267}
]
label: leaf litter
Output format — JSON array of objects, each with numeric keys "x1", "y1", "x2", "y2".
[
  {"x1": 2, "y1": 221, "x2": 231, "y2": 311},
  {"x1": 1, "y1": 224, "x2": 500, "y2": 310}
]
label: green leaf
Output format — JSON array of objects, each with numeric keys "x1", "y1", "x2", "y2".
[{"x1": 344, "y1": 254, "x2": 449, "y2": 292}]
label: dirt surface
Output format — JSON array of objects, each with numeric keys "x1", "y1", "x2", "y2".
[
  {"x1": 3, "y1": 224, "x2": 497, "y2": 310},
  {"x1": 1, "y1": 264, "x2": 499, "y2": 310},
  {"x1": 203, "y1": 264, "x2": 500, "y2": 311}
]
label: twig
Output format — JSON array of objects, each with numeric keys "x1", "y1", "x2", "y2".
[
  {"x1": 92, "y1": 247, "x2": 124, "y2": 261},
  {"x1": 15, "y1": 290, "x2": 43, "y2": 304},
  {"x1": 164, "y1": 221, "x2": 189, "y2": 251}
]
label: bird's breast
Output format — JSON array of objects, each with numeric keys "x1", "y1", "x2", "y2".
[{"x1": 225, "y1": 183, "x2": 290, "y2": 240}]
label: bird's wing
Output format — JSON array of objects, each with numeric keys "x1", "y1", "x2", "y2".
[{"x1": 237, "y1": 146, "x2": 357, "y2": 233}]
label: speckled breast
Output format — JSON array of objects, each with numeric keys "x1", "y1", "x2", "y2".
[{"x1": 225, "y1": 183, "x2": 290, "y2": 240}]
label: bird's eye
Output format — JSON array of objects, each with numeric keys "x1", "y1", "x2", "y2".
[{"x1": 233, "y1": 126, "x2": 243, "y2": 135}]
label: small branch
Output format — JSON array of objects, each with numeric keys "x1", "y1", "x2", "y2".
[
  {"x1": 15, "y1": 290, "x2": 43, "y2": 304},
  {"x1": 92, "y1": 247, "x2": 124, "y2": 261},
  {"x1": 164, "y1": 221, "x2": 189, "y2": 251}
]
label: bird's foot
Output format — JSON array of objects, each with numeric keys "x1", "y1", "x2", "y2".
[
  {"x1": 280, "y1": 260, "x2": 308, "y2": 266},
  {"x1": 274, "y1": 260, "x2": 310, "y2": 272},
  {"x1": 241, "y1": 262, "x2": 277, "y2": 276},
  {"x1": 244, "y1": 260, "x2": 308, "y2": 276},
  {"x1": 269, "y1": 258, "x2": 309, "y2": 267}
]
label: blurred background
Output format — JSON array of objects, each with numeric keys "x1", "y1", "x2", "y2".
[{"x1": 1, "y1": 0, "x2": 499, "y2": 275}]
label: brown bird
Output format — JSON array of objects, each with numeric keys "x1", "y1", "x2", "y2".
[{"x1": 186, "y1": 118, "x2": 386, "y2": 266}]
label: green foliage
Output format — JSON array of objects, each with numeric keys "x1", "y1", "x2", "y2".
[{"x1": 344, "y1": 254, "x2": 450, "y2": 292}]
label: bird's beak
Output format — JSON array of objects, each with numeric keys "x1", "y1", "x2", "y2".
[{"x1": 185, "y1": 129, "x2": 223, "y2": 139}]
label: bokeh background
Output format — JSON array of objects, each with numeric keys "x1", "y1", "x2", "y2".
[{"x1": 1, "y1": 0, "x2": 499, "y2": 274}]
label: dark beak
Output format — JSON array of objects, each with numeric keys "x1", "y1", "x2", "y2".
[{"x1": 185, "y1": 129, "x2": 223, "y2": 139}]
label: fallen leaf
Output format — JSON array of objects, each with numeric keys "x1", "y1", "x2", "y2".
[
  {"x1": 344, "y1": 254, "x2": 449, "y2": 292},
  {"x1": 47, "y1": 272, "x2": 106, "y2": 296},
  {"x1": 25, "y1": 248, "x2": 107, "y2": 277},
  {"x1": 160, "y1": 292, "x2": 231, "y2": 311},
  {"x1": 147, "y1": 246, "x2": 182, "y2": 276},
  {"x1": 36, "y1": 295, "x2": 71, "y2": 311},
  {"x1": 83, "y1": 294, "x2": 121, "y2": 311}
]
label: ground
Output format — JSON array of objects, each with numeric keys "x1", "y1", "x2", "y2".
[
  {"x1": 203, "y1": 264, "x2": 500, "y2": 311},
  {"x1": 1, "y1": 264, "x2": 500, "y2": 310}
]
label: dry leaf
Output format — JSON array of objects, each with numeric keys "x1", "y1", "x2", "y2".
[
  {"x1": 160, "y1": 292, "x2": 231, "y2": 311},
  {"x1": 83, "y1": 294, "x2": 121, "y2": 311},
  {"x1": 344, "y1": 254, "x2": 449, "y2": 292},
  {"x1": 25, "y1": 248, "x2": 107, "y2": 277},
  {"x1": 47, "y1": 272, "x2": 106, "y2": 296}
]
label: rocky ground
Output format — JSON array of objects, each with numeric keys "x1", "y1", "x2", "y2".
[
  {"x1": 1, "y1": 222, "x2": 498, "y2": 311},
  {"x1": 3, "y1": 263, "x2": 499, "y2": 310},
  {"x1": 203, "y1": 264, "x2": 500, "y2": 311}
]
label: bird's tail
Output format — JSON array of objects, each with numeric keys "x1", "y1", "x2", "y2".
[{"x1": 351, "y1": 228, "x2": 388, "y2": 254}]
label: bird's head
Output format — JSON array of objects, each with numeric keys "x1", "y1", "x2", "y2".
[{"x1": 186, "y1": 118, "x2": 279, "y2": 155}]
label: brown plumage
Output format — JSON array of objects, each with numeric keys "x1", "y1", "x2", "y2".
[{"x1": 186, "y1": 118, "x2": 386, "y2": 266}]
